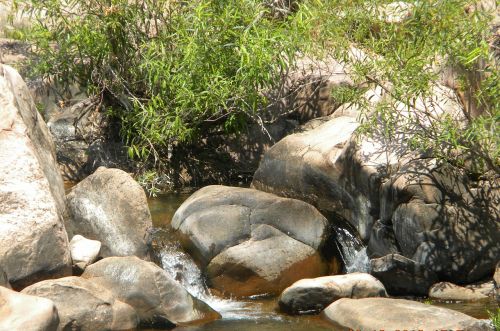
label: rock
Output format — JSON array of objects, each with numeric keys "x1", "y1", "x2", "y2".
[
  {"x1": 22, "y1": 276, "x2": 138, "y2": 331},
  {"x1": 279, "y1": 273, "x2": 387, "y2": 314},
  {"x1": 0, "y1": 286, "x2": 59, "y2": 331},
  {"x1": 370, "y1": 254, "x2": 438, "y2": 296},
  {"x1": 465, "y1": 281, "x2": 495, "y2": 297},
  {"x1": 82, "y1": 256, "x2": 220, "y2": 326},
  {"x1": 494, "y1": 262, "x2": 500, "y2": 302},
  {"x1": 69, "y1": 235, "x2": 101, "y2": 271},
  {"x1": 0, "y1": 64, "x2": 71, "y2": 289},
  {"x1": 429, "y1": 282, "x2": 489, "y2": 301},
  {"x1": 66, "y1": 167, "x2": 153, "y2": 259},
  {"x1": 0, "y1": 266, "x2": 10, "y2": 289},
  {"x1": 172, "y1": 185, "x2": 331, "y2": 297},
  {"x1": 207, "y1": 224, "x2": 328, "y2": 297},
  {"x1": 322, "y1": 297, "x2": 492, "y2": 330},
  {"x1": 253, "y1": 80, "x2": 499, "y2": 284},
  {"x1": 47, "y1": 99, "x2": 131, "y2": 181}
]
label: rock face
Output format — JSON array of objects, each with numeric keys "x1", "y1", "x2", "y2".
[
  {"x1": 252, "y1": 82, "x2": 500, "y2": 284},
  {"x1": 82, "y1": 256, "x2": 220, "y2": 326},
  {"x1": 0, "y1": 286, "x2": 59, "y2": 331},
  {"x1": 171, "y1": 185, "x2": 332, "y2": 297},
  {"x1": 0, "y1": 64, "x2": 71, "y2": 289},
  {"x1": 370, "y1": 254, "x2": 438, "y2": 296},
  {"x1": 279, "y1": 273, "x2": 387, "y2": 314},
  {"x1": 22, "y1": 277, "x2": 138, "y2": 331},
  {"x1": 69, "y1": 235, "x2": 101, "y2": 271},
  {"x1": 429, "y1": 282, "x2": 489, "y2": 301},
  {"x1": 66, "y1": 167, "x2": 152, "y2": 259},
  {"x1": 323, "y1": 297, "x2": 492, "y2": 330},
  {"x1": 494, "y1": 262, "x2": 500, "y2": 302},
  {"x1": 47, "y1": 99, "x2": 131, "y2": 181}
]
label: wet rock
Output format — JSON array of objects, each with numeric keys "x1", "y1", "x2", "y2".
[
  {"x1": 0, "y1": 286, "x2": 59, "y2": 331},
  {"x1": 429, "y1": 282, "x2": 489, "y2": 301},
  {"x1": 370, "y1": 254, "x2": 438, "y2": 296},
  {"x1": 82, "y1": 256, "x2": 220, "y2": 327},
  {"x1": 207, "y1": 224, "x2": 328, "y2": 297},
  {"x1": 69, "y1": 235, "x2": 101, "y2": 271},
  {"x1": 0, "y1": 64, "x2": 71, "y2": 289},
  {"x1": 322, "y1": 297, "x2": 493, "y2": 330},
  {"x1": 22, "y1": 276, "x2": 138, "y2": 331},
  {"x1": 279, "y1": 273, "x2": 387, "y2": 314},
  {"x1": 172, "y1": 185, "x2": 331, "y2": 297},
  {"x1": 66, "y1": 167, "x2": 153, "y2": 259}
]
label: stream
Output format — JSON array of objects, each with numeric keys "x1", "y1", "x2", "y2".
[{"x1": 146, "y1": 193, "x2": 497, "y2": 330}]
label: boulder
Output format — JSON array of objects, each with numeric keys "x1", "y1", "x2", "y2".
[
  {"x1": 0, "y1": 266, "x2": 10, "y2": 289},
  {"x1": 66, "y1": 167, "x2": 153, "y2": 259},
  {"x1": 0, "y1": 64, "x2": 71, "y2": 289},
  {"x1": 0, "y1": 286, "x2": 59, "y2": 331},
  {"x1": 82, "y1": 256, "x2": 220, "y2": 326},
  {"x1": 22, "y1": 277, "x2": 138, "y2": 331},
  {"x1": 322, "y1": 297, "x2": 492, "y2": 330},
  {"x1": 252, "y1": 81, "x2": 499, "y2": 284},
  {"x1": 172, "y1": 185, "x2": 332, "y2": 297},
  {"x1": 207, "y1": 224, "x2": 328, "y2": 297},
  {"x1": 429, "y1": 282, "x2": 489, "y2": 301},
  {"x1": 279, "y1": 273, "x2": 387, "y2": 314},
  {"x1": 69, "y1": 235, "x2": 101, "y2": 271},
  {"x1": 370, "y1": 254, "x2": 438, "y2": 296}
]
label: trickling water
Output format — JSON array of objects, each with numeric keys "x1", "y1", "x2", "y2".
[{"x1": 333, "y1": 225, "x2": 370, "y2": 273}]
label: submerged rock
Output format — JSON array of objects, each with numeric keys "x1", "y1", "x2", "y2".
[
  {"x1": 69, "y1": 235, "x2": 101, "y2": 271},
  {"x1": 22, "y1": 276, "x2": 138, "y2": 331},
  {"x1": 0, "y1": 64, "x2": 71, "y2": 289},
  {"x1": 279, "y1": 273, "x2": 387, "y2": 314},
  {"x1": 66, "y1": 167, "x2": 152, "y2": 259},
  {"x1": 429, "y1": 282, "x2": 489, "y2": 301},
  {"x1": 172, "y1": 185, "x2": 332, "y2": 297},
  {"x1": 370, "y1": 254, "x2": 437, "y2": 296},
  {"x1": 82, "y1": 256, "x2": 220, "y2": 327},
  {"x1": 0, "y1": 286, "x2": 59, "y2": 331},
  {"x1": 322, "y1": 297, "x2": 493, "y2": 330}
]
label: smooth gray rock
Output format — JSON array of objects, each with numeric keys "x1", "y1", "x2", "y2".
[
  {"x1": 0, "y1": 286, "x2": 59, "y2": 331},
  {"x1": 0, "y1": 64, "x2": 71, "y2": 289},
  {"x1": 66, "y1": 167, "x2": 153, "y2": 259},
  {"x1": 69, "y1": 235, "x2": 101, "y2": 271},
  {"x1": 172, "y1": 186, "x2": 331, "y2": 297},
  {"x1": 206, "y1": 224, "x2": 328, "y2": 297},
  {"x1": 429, "y1": 282, "x2": 489, "y2": 301},
  {"x1": 322, "y1": 297, "x2": 493, "y2": 330},
  {"x1": 0, "y1": 266, "x2": 10, "y2": 289},
  {"x1": 279, "y1": 273, "x2": 387, "y2": 314},
  {"x1": 172, "y1": 185, "x2": 329, "y2": 265},
  {"x1": 82, "y1": 256, "x2": 220, "y2": 327},
  {"x1": 22, "y1": 276, "x2": 138, "y2": 331},
  {"x1": 370, "y1": 254, "x2": 438, "y2": 296}
]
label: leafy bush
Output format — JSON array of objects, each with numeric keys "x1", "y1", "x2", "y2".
[
  {"x1": 17, "y1": 0, "x2": 499, "y2": 177},
  {"x1": 20, "y1": 0, "x2": 309, "y2": 161}
]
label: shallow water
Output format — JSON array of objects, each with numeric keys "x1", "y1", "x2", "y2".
[{"x1": 147, "y1": 193, "x2": 498, "y2": 330}]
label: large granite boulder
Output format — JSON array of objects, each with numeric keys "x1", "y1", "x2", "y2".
[
  {"x1": 66, "y1": 167, "x2": 153, "y2": 259},
  {"x1": 370, "y1": 254, "x2": 438, "y2": 296},
  {"x1": 322, "y1": 297, "x2": 493, "y2": 330},
  {"x1": 22, "y1": 277, "x2": 138, "y2": 331},
  {"x1": 82, "y1": 256, "x2": 220, "y2": 327},
  {"x1": 0, "y1": 286, "x2": 59, "y2": 331},
  {"x1": 252, "y1": 82, "x2": 500, "y2": 284},
  {"x1": 0, "y1": 64, "x2": 71, "y2": 289},
  {"x1": 171, "y1": 185, "x2": 332, "y2": 297},
  {"x1": 279, "y1": 273, "x2": 387, "y2": 314}
]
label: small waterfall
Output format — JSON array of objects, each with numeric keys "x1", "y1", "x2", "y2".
[
  {"x1": 333, "y1": 225, "x2": 370, "y2": 273},
  {"x1": 157, "y1": 233, "x2": 281, "y2": 320}
]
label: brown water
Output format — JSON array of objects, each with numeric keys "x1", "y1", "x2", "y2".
[{"x1": 146, "y1": 193, "x2": 497, "y2": 330}]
